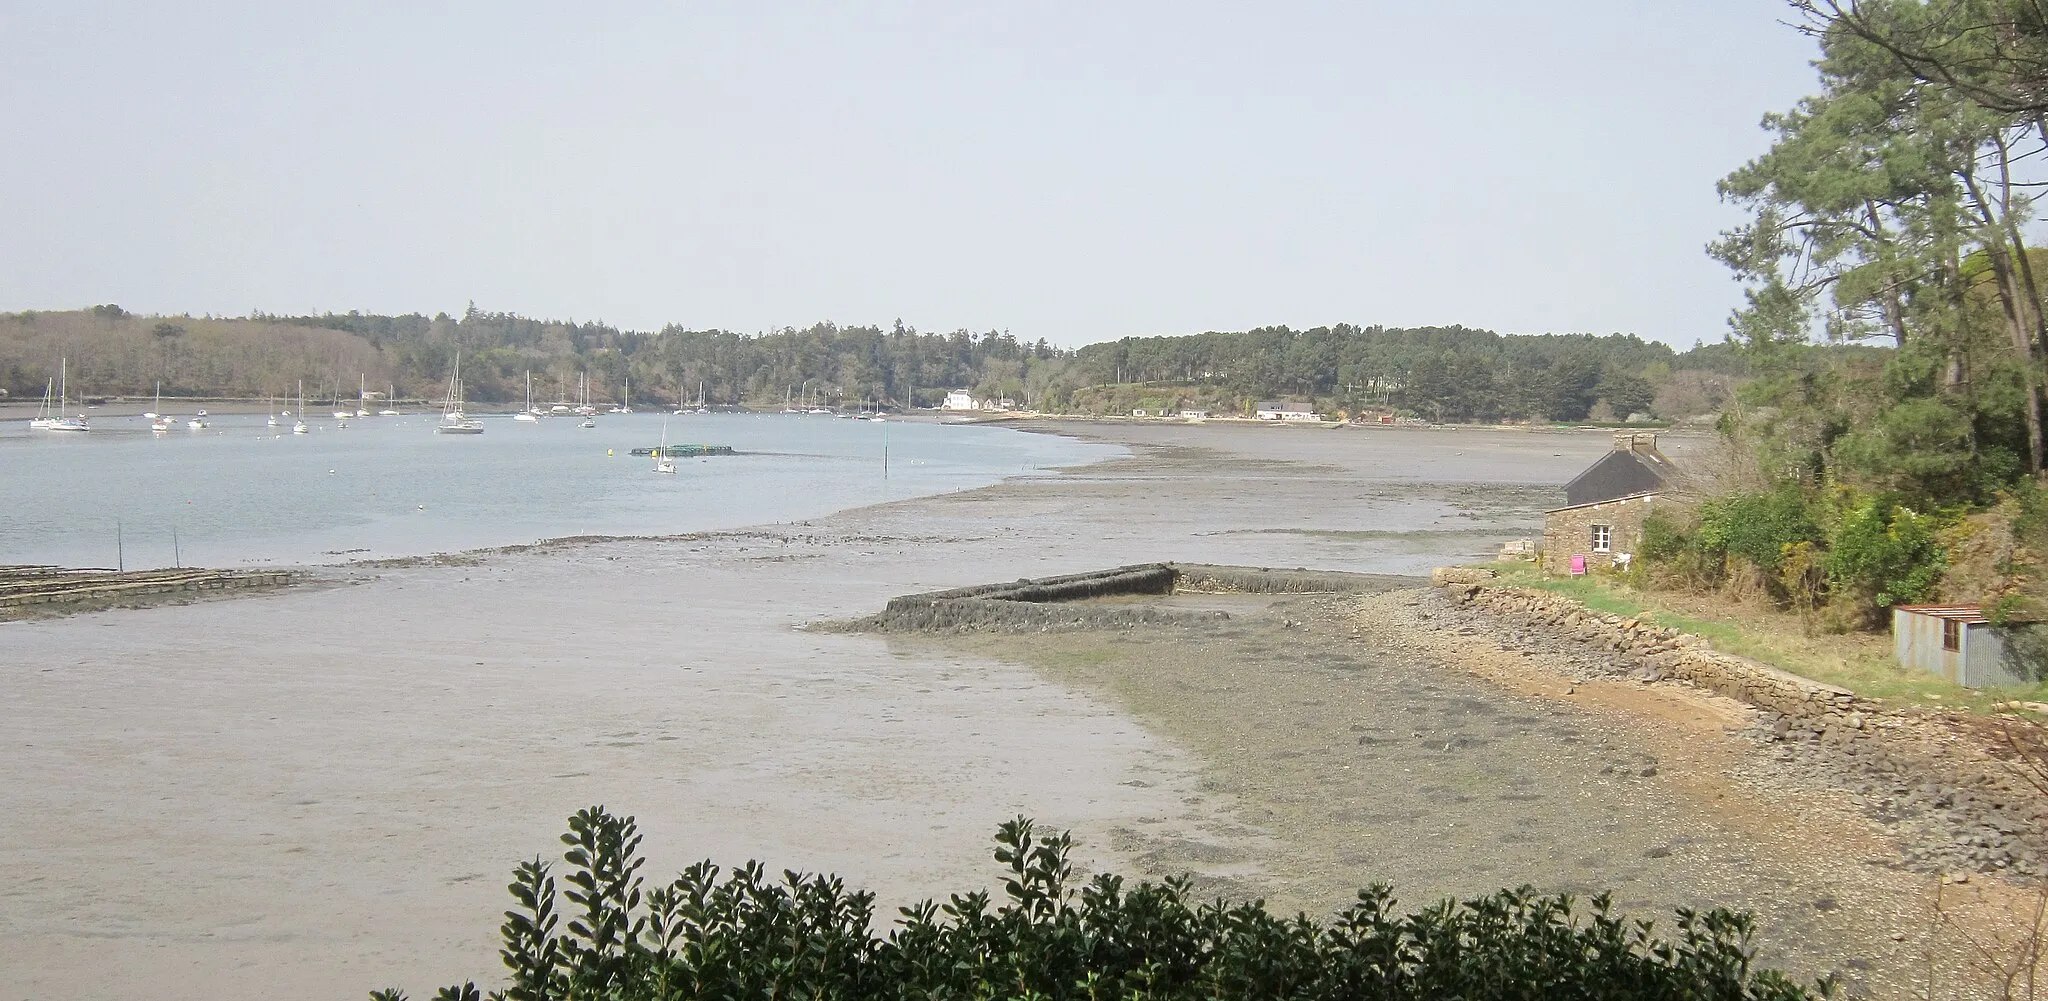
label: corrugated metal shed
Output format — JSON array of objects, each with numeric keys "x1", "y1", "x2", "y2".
[{"x1": 1893, "y1": 605, "x2": 2033, "y2": 688}]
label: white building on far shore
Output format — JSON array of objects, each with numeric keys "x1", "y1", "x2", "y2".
[
  {"x1": 942, "y1": 390, "x2": 980, "y2": 411},
  {"x1": 1255, "y1": 401, "x2": 1323, "y2": 422}
]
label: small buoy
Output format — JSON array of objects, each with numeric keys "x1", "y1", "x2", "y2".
[
  {"x1": 418, "y1": 504, "x2": 426, "y2": 510},
  {"x1": 327, "y1": 469, "x2": 336, "y2": 474},
  {"x1": 607, "y1": 448, "x2": 614, "y2": 456}
]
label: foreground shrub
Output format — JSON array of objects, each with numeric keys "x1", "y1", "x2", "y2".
[{"x1": 374, "y1": 807, "x2": 1828, "y2": 1001}]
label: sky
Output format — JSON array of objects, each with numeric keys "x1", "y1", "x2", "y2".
[{"x1": 0, "y1": 2, "x2": 1823, "y2": 348}]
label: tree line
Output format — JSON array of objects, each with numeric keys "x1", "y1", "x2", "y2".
[{"x1": 1, "y1": 303, "x2": 1780, "y2": 422}]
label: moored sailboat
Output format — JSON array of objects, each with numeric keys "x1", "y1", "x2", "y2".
[
  {"x1": 436, "y1": 352, "x2": 485, "y2": 434},
  {"x1": 514, "y1": 371, "x2": 540, "y2": 422},
  {"x1": 653, "y1": 417, "x2": 677, "y2": 474},
  {"x1": 36, "y1": 359, "x2": 90, "y2": 431}
]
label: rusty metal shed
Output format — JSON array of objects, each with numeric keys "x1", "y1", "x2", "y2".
[{"x1": 1893, "y1": 605, "x2": 2043, "y2": 688}]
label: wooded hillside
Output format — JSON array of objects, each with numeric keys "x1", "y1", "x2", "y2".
[{"x1": 1, "y1": 304, "x2": 1775, "y2": 420}]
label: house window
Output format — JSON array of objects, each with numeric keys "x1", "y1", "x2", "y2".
[
  {"x1": 1590, "y1": 524, "x2": 1612, "y2": 553},
  {"x1": 1943, "y1": 618, "x2": 1961, "y2": 652}
]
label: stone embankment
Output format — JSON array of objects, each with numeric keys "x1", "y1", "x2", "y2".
[
  {"x1": 0, "y1": 564, "x2": 295, "y2": 617},
  {"x1": 834, "y1": 563, "x2": 1403, "y2": 634},
  {"x1": 1426, "y1": 568, "x2": 2048, "y2": 876},
  {"x1": 1432, "y1": 568, "x2": 1875, "y2": 735}
]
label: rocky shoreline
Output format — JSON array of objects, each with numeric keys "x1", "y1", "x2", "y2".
[{"x1": 1418, "y1": 570, "x2": 2048, "y2": 879}]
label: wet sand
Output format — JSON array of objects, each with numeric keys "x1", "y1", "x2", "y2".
[{"x1": 4, "y1": 422, "x2": 1677, "y2": 998}]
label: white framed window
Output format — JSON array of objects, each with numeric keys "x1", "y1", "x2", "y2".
[{"x1": 1590, "y1": 524, "x2": 1612, "y2": 553}]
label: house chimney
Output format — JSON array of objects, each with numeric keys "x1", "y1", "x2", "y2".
[
  {"x1": 1633, "y1": 432, "x2": 1658, "y2": 454},
  {"x1": 1612, "y1": 432, "x2": 1632, "y2": 452}
]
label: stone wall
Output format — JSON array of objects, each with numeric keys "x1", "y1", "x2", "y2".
[
  {"x1": 1434, "y1": 571, "x2": 1879, "y2": 735},
  {"x1": 1541, "y1": 495, "x2": 1656, "y2": 575},
  {"x1": 836, "y1": 563, "x2": 1408, "y2": 634},
  {"x1": 1426, "y1": 570, "x2": 2048, "y2": 874}
]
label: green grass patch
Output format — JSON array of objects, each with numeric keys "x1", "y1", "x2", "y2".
[{"x1": 1484, "y1": 565, "x2": 2048, "y2": 713}]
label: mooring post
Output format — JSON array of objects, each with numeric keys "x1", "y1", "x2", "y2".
[
  {"x1": 116, "y1": 519, "x2": 124, "y2": 572},
  {"x1": 172, "y1": 526, "x2": 181, "y2": 569}
]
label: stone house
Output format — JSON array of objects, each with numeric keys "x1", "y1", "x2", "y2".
[{"x1": 1541, "y1": 432, "x2": 1675, "y2": 575}]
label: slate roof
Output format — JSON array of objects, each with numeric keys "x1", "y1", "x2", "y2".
[{"x1": 1558, "y1": 436, "x2": 1676, "y2": 509}]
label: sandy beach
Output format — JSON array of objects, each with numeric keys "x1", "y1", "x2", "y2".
[{"x1": 3, "y1": 420, "x2": 1963, "y2": 998}]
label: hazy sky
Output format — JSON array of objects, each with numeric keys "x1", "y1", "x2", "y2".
[{"x1": 3, "y1": 2, "x2": 1820, "y2": 347}]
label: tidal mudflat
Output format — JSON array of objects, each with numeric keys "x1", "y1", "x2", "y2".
[{"x1": 2, "y1": 422, "x2": 1678, "y2": 998}]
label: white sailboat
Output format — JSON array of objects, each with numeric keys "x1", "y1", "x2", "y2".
[
  {"x1": 150, "y1": 384, "x2": 174, "y2": 433},
  {"x1": 44, "y1": 359, "x2": 89, "y2": 432},
  {"x1": 293, "y1": 381, "x2": 309, "y2": 434},
  {"x1": 514, "y1": 371, "x2": 540, "y2": 422},
  {"x1": 266, "y1": 393, "x2": 278, "y2": 427},
  {"x1": 356, "y1": 375, "x2": 371, "y2": 417},
  {"x1": 609, "y1": 375, "x2": 631, "y2": 414},
  {"x1": 380, "y1": 383, "x2": 399, "y2": 416},
  {"x1": 436, "y1": 352, "x2": 484, "y2": 434},
  {"x1": 29, "y1": 379, "x2": 56, "y2": 429},
  {"x1": 653, "y1": 417, "x2": 677, "y2": 474}
]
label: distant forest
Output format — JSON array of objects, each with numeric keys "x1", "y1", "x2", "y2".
[{"x1": 0, "y1": 303, "x2": 1825, "y2": 422}]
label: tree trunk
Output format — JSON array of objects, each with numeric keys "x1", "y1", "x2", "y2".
[
  {"x1": 1864, "y1": 200, "x2": 1910, "y2": 347},
  {"x1": 1963, "y1": 169, "x2": 2047, "y2": 475}
]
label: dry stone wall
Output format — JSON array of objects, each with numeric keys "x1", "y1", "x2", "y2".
[
  {"x1": 1426, "y1": 569, "x2": 2048, "y2": 875},
  {"x1": 1433, "y1": 572, "x2": 1876, "y2": 736}
]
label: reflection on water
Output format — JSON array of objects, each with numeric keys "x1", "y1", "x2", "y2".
[{"x1": 0, "y1": 414, "x2": 1116, "y2": 568}]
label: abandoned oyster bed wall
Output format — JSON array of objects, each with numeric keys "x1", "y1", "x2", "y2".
[{"x1": 830, "y1": 563, "x2": 1416, "y2": 633}]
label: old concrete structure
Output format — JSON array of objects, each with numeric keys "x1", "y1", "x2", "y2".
[{"x1": 1541, "y1": 432, "x2": 1672, "y2": 576}]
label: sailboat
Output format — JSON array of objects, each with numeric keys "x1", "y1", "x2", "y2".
[
  {"x1": 29, "y1": 379, "x2": 56, "y2": 429},
  {"x1": 609, "y1": 375, "x2": 631, "y2": 414},
  {"x1": 186, "y1": 411, "x2": 208, "y2": 430},
  {"x1": 43, "y1": 359, "x2": 89, "y2": 432},
  {"x1": 514, "y1": 371, "x2": 540, "y2": 422},
  {"x1": 653, "y1": 417, "x2": 677, "y2": 474},
  {"x1": 266, "y1": 393, "x2": 278, "y2": 427},
  {"x1": 380, "y1": 383, "x2": 399, "y2": 416},
  {"x1": 293, "y1": 382, "x2": 309, "y2": 434},
  {"x1": 436, "y1": 352, "x2": 484, "y2": 434},
  {"x1": 149, "y1": 384, "x2": 174, "y2": 433}
]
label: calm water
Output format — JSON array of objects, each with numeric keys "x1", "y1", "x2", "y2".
[{"x1": 0, "y1": 413, "x2": 1118, "y2": 568}]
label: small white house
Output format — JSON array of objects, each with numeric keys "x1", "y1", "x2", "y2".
[
  {"x1": 1178, "y1": 409, "x2": 1209, "y2": 420},
  {"x1": 1255, "y1": 401, "x2": 1324, "y2": 422},
  {"x1": 941, "y1": 390, "x2": 979, "y2": 411}
]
